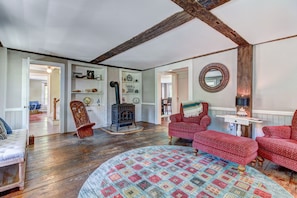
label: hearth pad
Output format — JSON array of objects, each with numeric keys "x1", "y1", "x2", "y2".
[{"x1": 100, "y1": 125, "x2": 144, "y2": 135}]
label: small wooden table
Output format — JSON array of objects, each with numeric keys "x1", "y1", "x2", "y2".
[{"x1": 216, "y1": 115, "x2": 262, "y2": 137}]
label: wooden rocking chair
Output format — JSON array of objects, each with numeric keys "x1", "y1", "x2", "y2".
[{"x1": 70, "y1": 100, "x2": 95, "y2": 138}]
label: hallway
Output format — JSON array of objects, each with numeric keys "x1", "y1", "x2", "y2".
[{"x1": 29, "y1": 112, "x2": 60, "y2": 136}]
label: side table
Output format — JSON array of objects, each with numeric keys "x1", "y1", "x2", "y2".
[{"x1": 216, "y1": 115, "x2": 262, "y2": 137}]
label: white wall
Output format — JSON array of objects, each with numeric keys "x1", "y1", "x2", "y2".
[
  {"x1": 177, "y1": 71, "x2": 188, "y2": 105},
  {"x1": 254, "y1": 37, "x2": 297, "y2": 111},
  {"x1": 192, "y1": 49, "x2": 238, "y2": 108},
  {"x1": 30, "y1": 79, "x2": 43, "y2": 102},
  {"x1": 0, "y1": 48, "x2": 7, "y2": 118}
]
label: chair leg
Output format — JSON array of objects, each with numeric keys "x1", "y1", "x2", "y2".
[
  {"x1": 193, "y1": 148, "x2": 198, "y2": 156},
  {"x1": 251, "y1": 159, "x2": 257, "y2": 167},
  {"x1": 257, "y1": 156, "x2": 264, "y2": 167},
  {"x1": 168, "y1": 136, "x2": 172, "y2": 144},
  {"x1": 238, "y1": 165, "x2": 246, "y2": 173}
]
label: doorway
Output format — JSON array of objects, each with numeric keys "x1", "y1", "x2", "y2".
[
  {"x1": 161, "y1": 74, "x2": 173, "y2": 121},
  {"x1": 155, "y1": 65, "x2": 190, "y2": 125},
  {"x1": 29, "y1": 64, "x2": 62, "y2": 136}
]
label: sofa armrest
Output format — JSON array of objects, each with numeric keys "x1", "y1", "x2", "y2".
[
  {"x1": 200, "y1": 115, "x2": 211, "y2": 128},
  {"x1": 262, "y1": 125, "x2": 291, "y2": 139},
  {"x1": 170, "y1": 113, "x2": 182, "y2": 122}
]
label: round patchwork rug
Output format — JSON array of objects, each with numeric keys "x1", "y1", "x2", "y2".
[{"x1": 79, "y1": 145, "x2": 293, "y2": 198}]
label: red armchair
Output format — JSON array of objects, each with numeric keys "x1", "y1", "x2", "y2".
[
  {"x1": 168, "y1": 102, "x2": 211, "y2": 143},
  {"x1": 256, "y1": 110, "x2": 297, "y2": 172}
]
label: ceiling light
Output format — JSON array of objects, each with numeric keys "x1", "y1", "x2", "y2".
[{"x1": 47, "y1": 67, "x2": 52, "y2": 73}]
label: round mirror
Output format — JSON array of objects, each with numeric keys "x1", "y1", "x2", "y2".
[{"x1": 199, "y1": 63, "x2": 229, "y2": 92}]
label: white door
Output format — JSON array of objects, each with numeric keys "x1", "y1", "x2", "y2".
[{"x1": 22, "y1": 57, "x2": 30, "y2": 130}]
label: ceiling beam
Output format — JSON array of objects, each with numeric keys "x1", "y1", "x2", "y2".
[
  {"x1": 91, "y1": 11, "x2": 193, "y2": 64},
  {"x1": 172, "y1": 0, "x2": 249, "y2": 46},
  {"x1": 91, "y1": 0, "x2": 230, "y2": 64}
]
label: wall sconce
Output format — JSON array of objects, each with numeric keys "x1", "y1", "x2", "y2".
[
  {"x1": 46, "y1": 67, "x2": 52, "y2": 73},
  {"x1": 235, "y1": 96, "x2": 250, "y2": 117}
]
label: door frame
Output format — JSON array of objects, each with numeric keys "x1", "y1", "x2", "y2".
[
  {"x1": 154, "y1": 59, "x2": 193, "y2": 124},
  {"x1": 27, "y1": 59, "x2": 66, "y2": 133}
]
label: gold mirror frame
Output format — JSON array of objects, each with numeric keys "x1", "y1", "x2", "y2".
[{"x1": 199, "y1": 63, "x2": 229, "y2": 93}]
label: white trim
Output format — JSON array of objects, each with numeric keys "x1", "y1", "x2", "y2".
[
  {"x1": 4, "y1": 108, "x2": 23, "y2": 112},
  {"x1": 253, "y1": 109, "x2": 294, "y2": 116},
  {"x1": 155, "y1": 59, "x2": 193, "y2": 124},
  {"x1": 30, "y1": 59, "x2": 66, "y2": 133},
  {"x1": 142, "y1": 103, "x2": 155, "y2": 105},
  {"x1": 209, "y1": 107, "x2": 294, "y2": 116},
  {"x1": 209, "y1": 107, "x2": 236, "y2": 111}
]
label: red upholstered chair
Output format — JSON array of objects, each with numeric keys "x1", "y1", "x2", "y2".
[
  {"x1": 168, "y1": 102, "x2": 211, "y2": 143},
  {"x1": 70, "y1": 100, "x2": 95, "y2": 138},
  {"x1": 256, "y1": 110, "x2": 297, "y2": 172}
]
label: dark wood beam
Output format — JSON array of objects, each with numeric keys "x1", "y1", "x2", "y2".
[
  {"x1": 0, "y1": 41, "x2": 3, "y2": 47},
  {"x1": 172, "y1": 0, "x2": 249, "y2": 46},
  {"x1": 237, "y1": 45, "x2": 253, "y2": 137},
  {"x1": 91, "y1": 0, "x2": 230, "y2": 64},
  {"x1": 91, "y1": 11, "x2": 193, "y2": 64}
]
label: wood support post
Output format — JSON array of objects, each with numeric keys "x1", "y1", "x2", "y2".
[{"x1": 237, "y1": 45, "x2": 253, "y2": 137}]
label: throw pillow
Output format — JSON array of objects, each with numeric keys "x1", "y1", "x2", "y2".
[
  {"x1": 0, "y1": 121, "x2": 7, "y2": 140},
  {"x1": 182, "y1": 101, "x2": 202, "y2": 118},
  {"x1": 0, "y1": 117, "x2": 12, "y2": 134}
]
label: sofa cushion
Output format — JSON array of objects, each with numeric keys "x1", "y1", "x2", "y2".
[
  {"x1": 0, "y1": 130, "x2": 27, "y2": 163},
  {"x1": 169, "y1": 122, "x2": 206, "y2": 133},
  {"x1": 291, "y1": 110, "x2": 297, "y2": 140},
  {"x1": 256, "y1": 137, "x2": 297, "y2": 160},
  {"x1": 194, "y1": 130, "x2": 258, "y2": 158},
  {"x1": 0, "y1": 117, "x2": 13, "y2": 134}
]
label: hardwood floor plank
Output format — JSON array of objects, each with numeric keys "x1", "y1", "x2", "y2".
[{"x1": 1, "y1": 122, "x2": 296, "y2": 197}]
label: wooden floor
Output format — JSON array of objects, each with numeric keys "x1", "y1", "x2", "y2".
[{"x1": 1, "y1": 121, "x2": 296, "y2": 197}]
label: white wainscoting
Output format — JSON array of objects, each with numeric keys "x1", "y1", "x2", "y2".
[
  {"x1": 208, "y1": 107, "x2": 294, "y2": 139},
  {"x1": 5, "y1": 109, "x2": 23, "y2": 129}
]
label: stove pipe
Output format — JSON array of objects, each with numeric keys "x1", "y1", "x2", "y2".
[{"x1": 110, "y1": 81, "x2": 120, "y2": 104}]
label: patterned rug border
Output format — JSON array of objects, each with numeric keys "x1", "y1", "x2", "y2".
[
  {"x1": 79, "y1": 145, "x2": 293, "y2": 198},
  {"x1": 100, "y1": 126, "x2": 144, "y2": 135}
]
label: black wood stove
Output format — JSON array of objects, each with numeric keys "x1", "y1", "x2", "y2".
[{"x1": 110, "y1": 81, "x2": 136, "y2": 131}]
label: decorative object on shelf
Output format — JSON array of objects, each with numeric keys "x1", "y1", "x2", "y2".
[
  {"x1": 134, "y1": 79, "x2": 138, "y2": 83},
  {"x1": 236, "y1": 96, "x2": 250, "y2": 117},
  {"x1": 85, "y1": 89, "x2": 92, "y2": 93},
  {"x1": 75, "y1": 75, "x2": 86, "y2": 78},
  {"x1": 92, "y1": 88, "x2": 98, "y2": 92},
  {"x1": 126, "y1": 85, "x2": 134, "y2": 93},
  {"x1": 122, "y1": 97, "x2": 125, "y2": 103},
  {"x1": 126, "y1": 74, "x2": 133, "y2": 81},
  {"x1": 83, "y1": 97, "x2": 92, "y2": 106},
  {"x1": 132, "y1": 97, "x2": 140, "y2": 104},
  {"x1": 87, "y1": 70, "x2": 94, "y2": 79},
  {"x1": 122, "y1": 88, "x2": 126, "y2": 93},
  {"x1": 72, "y1": 89, "x2": 81, "y2": 92},
  {"x1": 97, "y1": 98, "x2": 100, "y2": 106},
  {"x1": 134, "y1": 89, "x2": 139, "y2": 93}
]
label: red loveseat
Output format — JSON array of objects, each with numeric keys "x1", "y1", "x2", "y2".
[
  {"x1": 256, "y1": 110, "x2": 297, "y2": 172},
  {"x1": 168, "y1": 102, "x2": 211, "y2": 143}
]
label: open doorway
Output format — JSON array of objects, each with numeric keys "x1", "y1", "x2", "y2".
[
  {"x1": 161, "y1": 74, "x2": 173, "y2": 121},
  {"x1": 156, "y1": 67, "x2": 189, "y2": 125},
  {"x1": 29, "y1": 64, "x2": 61, "y2": 136}
]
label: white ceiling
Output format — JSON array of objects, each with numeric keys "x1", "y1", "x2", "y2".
[{"x1": 0, "y1": 0, "x2": 297, "y2": 70}]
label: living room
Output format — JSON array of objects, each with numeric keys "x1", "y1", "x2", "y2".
[{"x1": 0, "y1": 0, "x2": 296, "y2": 197}]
